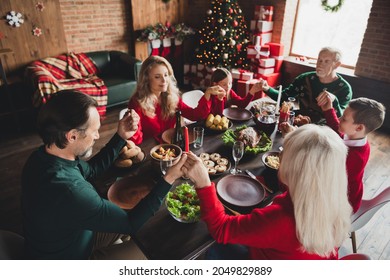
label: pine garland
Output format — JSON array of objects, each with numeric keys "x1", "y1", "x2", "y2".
[{"x1": 321, "y1": 0, "x2": 344, "y2": 13}]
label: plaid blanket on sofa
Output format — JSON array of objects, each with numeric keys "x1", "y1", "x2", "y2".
[{"x1": 27, "y1": 52, "x2": 108, "y2": 116}]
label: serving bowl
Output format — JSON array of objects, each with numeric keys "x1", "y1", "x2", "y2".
[
  {"x1": 150, "y1": 144, "x2": 182, "y2": 162},
  {"x1": 165, "y1": 182, "x2": 200, "y2": 223},
  {"x1": 261, "y1": 151, "x2": 281, "y2": 171}
]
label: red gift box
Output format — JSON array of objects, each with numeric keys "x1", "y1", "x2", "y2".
[
  {"x1": 236, "y1": 79, "x2": 264, "y2": 99},
  {"x1": 254, "y1": 5, "x2": 274, "y2": 21},
  {"x1": 267, "y1": 43, "x2": 284, "y2": 57},
  {"x1": 272, "y1": 56, "x2": 284, "y2": 72},
  {"x1": 256, "y1": 73, "x2": 281, "y2": 88}
]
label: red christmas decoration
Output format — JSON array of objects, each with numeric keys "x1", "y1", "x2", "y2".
[{"x1": 233, "y1": 20, "x2": 238, "y2": 27}]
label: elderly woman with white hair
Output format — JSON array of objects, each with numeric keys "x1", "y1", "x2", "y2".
[{"x1": 183, "y1": 124, "x2": 352, "y2": 259}]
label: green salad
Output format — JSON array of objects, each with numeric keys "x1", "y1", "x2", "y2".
[
  {"x1": 222, "y1": 125, "x2": 272, "y2": 155},
  {"x1": 166, "y1": 183, "x2": 200, "y2": 223}
]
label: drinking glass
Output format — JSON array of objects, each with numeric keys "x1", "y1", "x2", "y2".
[
  {"x1": 288, "y1": 111, "x2": 295, "y2": 125},
  {"x1": 230, "y1": 141, "x2": 244, "y2": 174},
  {"x1": 193, "y1": 127, "x2": 204, "y2": 148},
  {"x1": 160, "y1": 159, "x2": 173, "y2": 175}
]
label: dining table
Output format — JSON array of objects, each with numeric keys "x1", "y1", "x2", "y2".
[{"x1": 94, "y1": 97, "x2": 285, "y2": 260}]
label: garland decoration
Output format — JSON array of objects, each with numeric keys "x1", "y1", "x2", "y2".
[{"x1": 321, "y1": 0, "x2": 344, "y2": 13}]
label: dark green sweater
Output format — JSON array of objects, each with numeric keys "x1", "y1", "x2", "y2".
[
  {"x1": 266, "y1": 71, "x2": 352, "y2": 121},
  {"x1": 21, "y1": 133, "x2": 171, "y2": 259}
]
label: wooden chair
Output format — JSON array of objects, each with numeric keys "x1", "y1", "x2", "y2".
[
  {"x1": 0, "y1": 230, "x2": 24, "y2": 260},
  {"x1": 350, "y1": 186, "x2": 390, "y2": 253},
  {"x1": 340, "y1": 253, "x2": 371, "y2": 260}
]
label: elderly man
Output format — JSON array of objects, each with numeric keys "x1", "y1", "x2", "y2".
[
  {"x1": 260, "y1": 47, "x2": 352, "y2": 122},
  {"x1": 21, "y1": 90, "x2": 187, "y2": 259}
]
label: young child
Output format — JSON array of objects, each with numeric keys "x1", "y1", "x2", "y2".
[
  {"x1": 206, "y1": 67, "x2": 262, "y2": 115},
  {"x1": 317, "y1": 93, "x2": 386, "y2": 213}
]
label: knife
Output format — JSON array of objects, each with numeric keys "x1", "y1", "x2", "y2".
[{"x1": 245, "y1": 170, "x2": 274, "y2": 194}]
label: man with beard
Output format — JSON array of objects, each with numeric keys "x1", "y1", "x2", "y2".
[
  {"x1": 21, "y1": 90, "x2": 187, "y2": 259},
  {"x1": 260, "y1": 47, "x2": 352, "y2": 123}
]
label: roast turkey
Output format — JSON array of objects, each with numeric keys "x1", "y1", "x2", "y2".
[{"x1": 237, "y1": 127, "x2": 262, "y2": 148}]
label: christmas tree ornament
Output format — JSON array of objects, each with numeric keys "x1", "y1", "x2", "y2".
[
  {"x1": 236, "y1": 43, "x2": 242, "y2": 51},
  {"x1": 207, "y1": 9, "x2": 212, "y2": 15},
  {"x1": 220, "y1": 29, "x2": 226, "y2": 36},
  {"x1": 230, "y1": 39, "x2": 236, "y2": 46},
  {"x1": 233, "y1": 20, "x2": 238, "y2": 27},
  {"x1": 228, "y1": 8, "x2": 233, "y2": 14},
  {"x1": 218, "y1": 19, "x2": 223, "y2": 23},
  {"x1": 6, "y1": 11, "x2": 24, "y2": 27},
  {"x1": 223, "y1": 53, "x2": 229, "y2": 60}
]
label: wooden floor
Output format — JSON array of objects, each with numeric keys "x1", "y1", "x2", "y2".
[{"x1": 1, "y1": 105, "x2": 389, "y2": 259}]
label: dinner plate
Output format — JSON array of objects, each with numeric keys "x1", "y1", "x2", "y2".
[
  {"x1": 107, "y1": 176, "x2": 154, "y2": 209},
  {"x1": 223, "y1": 107, "x2": 253, "y2": 122},
  {"x1": 216, "y1": 174, "x2": 265, "y2": 207},
  {"x1": 161, "y1": 128, "x2": 195, "y2": 144}
]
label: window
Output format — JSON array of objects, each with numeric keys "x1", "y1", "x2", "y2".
[{"x1": 291, "y1": 0, "x2": 373, "y2": 68}]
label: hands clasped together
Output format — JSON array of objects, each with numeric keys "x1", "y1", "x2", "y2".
[{"x1": 162, "y1": 152, "x2": 211, "y2": 188}]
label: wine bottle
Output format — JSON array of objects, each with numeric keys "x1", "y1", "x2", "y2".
[{"x1": 172, "y1": 110, "x2": 185, "y2": 150}]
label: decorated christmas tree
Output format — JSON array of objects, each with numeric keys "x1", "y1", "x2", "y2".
[{"x1": 196, "y1": 0, "x2": 250, "y2": 69}]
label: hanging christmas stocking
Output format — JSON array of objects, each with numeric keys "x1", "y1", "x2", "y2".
[
  {"x1": 161, "y1": 37, "x2": 172, "y2": 60},
  {"x1": 150, "y1": 39, "x2": 161, "y2": 56}
]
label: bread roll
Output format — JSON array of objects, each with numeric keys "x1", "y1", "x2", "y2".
[
  {"x1": 121, "y1": 146, "x2": 140, "y2": 159},
  {"x1": 205, "y1": 114, "x2": 214, "y2": 127},
  {"x1": 132, "y1": 151, "x2": 145, "y2": 163},
  {"x1": 213, "y1": 114, "x2": 221, "y2": 125}
]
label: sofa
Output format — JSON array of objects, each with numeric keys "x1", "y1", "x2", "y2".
[{"x1": 26, "y1": 50, "x2": 142, "y2": 115}]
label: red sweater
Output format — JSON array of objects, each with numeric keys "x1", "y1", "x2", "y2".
[
  {"x1": 197, "y1": 184, "x2": 338, "y2": 260},
  {"x1": 128, "y1": 96, "x2": 211, "y2": 144},
  {"x1": 323, "y1": 108, "x2": 370, "y2": 213},
  {"x1": 210, "y1": 89, "x2": 254, "y2": 115}
]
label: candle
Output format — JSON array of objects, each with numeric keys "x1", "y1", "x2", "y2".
[
  {"x1": 183, "y1": 126, "x2": 189, "y2": 152},
  {"x1": 275, "y1": 85, "x2": 282, "y2": 113}
]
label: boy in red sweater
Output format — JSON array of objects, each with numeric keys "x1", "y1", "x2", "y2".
[{"x1": 317, "y1": 94, "x2": 386, "y2": 212}]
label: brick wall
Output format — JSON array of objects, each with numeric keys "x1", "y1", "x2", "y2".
[
  {"x1": 59, "y1": 0, "x2": 132, "y2": 54},
  {"x1": 355, "y1": 0, "x2": 390, "y2": 83}
]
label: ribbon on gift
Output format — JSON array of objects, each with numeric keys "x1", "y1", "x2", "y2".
[
  {"x1": 231, "y1": 69, "x2": 254, "y2": 81},
  {"x1": 247, "y1": 44, "x2": 270, "y2": 59}
]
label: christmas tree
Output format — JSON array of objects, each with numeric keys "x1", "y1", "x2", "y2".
[{"x1": 196, "y1": 0, "x2": 250, "y2": 69}]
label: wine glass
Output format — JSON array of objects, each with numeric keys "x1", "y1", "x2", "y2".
[
  {"x1": 230, "y1": 141, "x2": 244, "y2": 174},
  {"x1": 160, "y1": 159, "x2": 173, "y2": 175}
]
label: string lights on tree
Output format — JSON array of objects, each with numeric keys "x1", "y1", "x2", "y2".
[{"x1": 196, "y1": 0, "x2": 250, "y2": 69}]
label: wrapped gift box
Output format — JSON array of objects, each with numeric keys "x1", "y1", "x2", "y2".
[
  {"x1": 247, "y1": 44, "x2": 270, "y2": 59},
  {"x1": 252, "y1": 32, "x2": 272, "y2": 46},
  {"x1": 254, "y1": 5, "x2": 273, "y2": 21},
  {"x1": 272, "y1": 56, "x2": 284, "y2": 72},
  {"x1": 236, "y1": 79, "x2": 263, "y2": 98},
  {"x1": 256, "y1": 72, "x2": 281, "y2": 88},
  {"x1": 231, "y1": 69, "x2": 254, "y2": 81},
  {"x1": 258, "y1": 58, "x2": 276, "y2": 68},
  {"x1": 255, "y1": 66, "x2": 275, "y2": 75},
  {"x1": 267, "y1": 43, "x2": 284, "y2": 56},
  {"x1": 250, "y1": 20, "x2": 273, "y2": 32}
]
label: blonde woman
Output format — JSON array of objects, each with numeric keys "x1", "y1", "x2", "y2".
[
  {"x1": 183, "y1": 124, "x2": 352, "y2": 259},
  {"x1": 127, "y1": 55, "x2": 223, "y2": 144}
]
